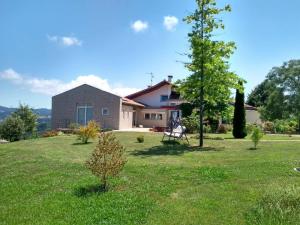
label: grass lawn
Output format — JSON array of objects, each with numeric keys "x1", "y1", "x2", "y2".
[{"x1": 1, "y1": 132, "x2": 300, "y2": 225}]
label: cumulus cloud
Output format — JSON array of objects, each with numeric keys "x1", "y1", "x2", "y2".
[
  {"x1": 163, "y1": 16, "x2": 179, "y2": 31},
  {"x1": 47, "y1": 35, "x2": 82, "y2": 47},
  {"x1": 131, "y1": 20, "x2": 148, "y2": 32},
  {"x1": 0, "y1": 69, "x2": 140, "y2": 97}
]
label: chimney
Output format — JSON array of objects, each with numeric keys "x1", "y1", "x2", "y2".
[{"x1": 167, "y1": 75, "x2": 173, "y2": 83}]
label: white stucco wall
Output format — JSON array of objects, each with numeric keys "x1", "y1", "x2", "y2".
[
  {"x1": 134, "y1": 85, "x2": 172, "y2": 107},
  {"x1": 246, "y1": 110, "x2": 262, "y2": 124},
  {"x1": 137, "y1": 108, "x2": 168, "y2": 128},
  {"x1": 119, "y1": 105, "x2": 134, "y2": 129}
]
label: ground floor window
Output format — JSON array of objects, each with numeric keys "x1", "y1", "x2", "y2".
[
  {"x1": 77, "y1": 106, "x2": 93, "y2": 125},
  {"x1": 144, "y1": 113, "x2": 163, "y2": 120}
]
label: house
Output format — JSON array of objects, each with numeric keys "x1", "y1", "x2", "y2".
[
  {"x1": 245, "y1": 104, "x2": 262, "y2": 124},
  {"x1": 126, "y1": 75, "x2": 184, "y2": 128},
  {"x1": 51, "y1": 84, "x2": 144, "y2": 130},
  {"x1": 51, "y1": 76, "x2": 184, "y2": 130}
]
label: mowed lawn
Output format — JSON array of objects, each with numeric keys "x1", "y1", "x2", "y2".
[{"x1": 1, "y1": 132, "x2": 300, "y2": 225}]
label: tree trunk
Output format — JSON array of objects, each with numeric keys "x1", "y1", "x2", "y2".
[
  {"x1": 199, "y1": 0, "x2": 204, "y2": 148},
  {"x1": 199, "y1": 87, "x2": 204, "y2": 147}
]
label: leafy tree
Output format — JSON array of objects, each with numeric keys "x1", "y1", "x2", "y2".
[
  {"x1": 247, "y1": 60, "x2": 300, "y2": 131},
  {"x1": 177, "y1": 0, "x2": 240, "y2": 147},
  {"x1": 247, "y1": 80, "x2": 270, "y2": 107},
  {"x1": 86, "y1": 132, "x2": 126, "y2": 190},
  {"x1": 233, "y1": 83, "x2": 247, "y2": 138},
  {"x1": 0, "y1": 116, "x2": 25, "y2": 141},
  {"x1": 12, "y1": 104, "x2": 37, "y2": 137},
  {"x1": 179, "y1": 103, "x2": 194, "y2": 118}
]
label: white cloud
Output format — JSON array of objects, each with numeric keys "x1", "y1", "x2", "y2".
[
  {"x1": 47, "y1": 35, "x2": 82, "y2": 47},
  {"x1": 131, "y1": 20, "x2": 148, "y2": 32},
  {"x1": 0, "y1": 69, "x2": 140, "y2": 97},
  {"x1": 163, "y1": 16, "x2": 179, "y2": 31}
]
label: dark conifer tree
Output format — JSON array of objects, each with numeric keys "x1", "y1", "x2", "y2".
[{"x1": 233, "y1": 83, "x2": 247, "y2": 138}]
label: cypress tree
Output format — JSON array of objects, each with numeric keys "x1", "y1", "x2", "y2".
[{"x1": 233, "y1": 83, "x2": 247, "y2": 138}]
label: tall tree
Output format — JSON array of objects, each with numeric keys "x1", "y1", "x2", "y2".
[
  {"x1": 233, "y1": 83, "x2": 247, "y2": 138},
  {"x1": 247, "y1": 60, "x2": 300, "y2": 131},
  {"x1": 12, "y1": 104, "x2": 37, "y2": 137},
  {"x1": 178, "y1": 0, "x2": 240, "y2": 147}
]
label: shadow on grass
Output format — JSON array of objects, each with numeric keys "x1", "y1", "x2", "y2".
[
  {"x1": 72, "y1": 142, "x2": 93, "y2": 145},
  {"x1": 74, "y1": 184, "x2": 107, "y2": 197},
  {"x1": 131, "y1": 141, "x2": 222, "y2": 157}
]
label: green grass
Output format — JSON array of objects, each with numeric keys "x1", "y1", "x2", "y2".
[{"x1": 0, "y1": 132, "x2": 300, "y2": 225}]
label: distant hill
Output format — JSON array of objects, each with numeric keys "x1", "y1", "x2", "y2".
[{"x1": 0, "y1": 106, "x2": 51, "y2": 121}]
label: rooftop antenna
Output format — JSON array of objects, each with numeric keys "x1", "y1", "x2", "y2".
[{"x1": 146, "y1": 72, "x2": 154, "y2": 86}]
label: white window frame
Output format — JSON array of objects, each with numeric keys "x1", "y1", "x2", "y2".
[
  {"x1": 102, "y1": 107, "x2": 109, "y2": 116},
  {"x1": 144, "y1": 113, "x2": 163, "y2": 120},
  {"x1": 77, "y1": 105, "x2": 93, "y2": 125}
]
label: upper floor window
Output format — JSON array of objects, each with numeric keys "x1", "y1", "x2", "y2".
[
  {"x1": 102, "y1": 107, "x2": 109, "y2": 116},
  {"x1": 160, "y1": 95, "x2": 168, "y2": 102}
]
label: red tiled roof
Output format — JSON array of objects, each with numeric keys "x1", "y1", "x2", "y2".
[
  {"x1": 122, "y1": 97, "x2": 145, "y2": 107},
  {"x1": 126, "y1": 80, "x2": 172, "y2": 99}
]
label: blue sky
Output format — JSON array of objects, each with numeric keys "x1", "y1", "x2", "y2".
[{"x1": 1, "y1": 0, "x2": 300, "y2": 108}]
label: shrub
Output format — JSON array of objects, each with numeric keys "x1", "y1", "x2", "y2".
[
  {"x1": 263, "y1": 121, "x2": 275, "y2": 133},
  {"x1": 251, "y1": 127, "x2": 263, "y2": 149},
  {"x1": 181, "y1": 115, "x2": 199, "y2": 134},
  {"x1": 203, "y1": 124, "x2": 212, "y2": 133},
  {"x1": 0, "y1": 116, "x2": 25, "y2": 142},
  {"x1": 245, "y1": 186, "x2": 300, "y2": 225},
  {"x1": 42, "y1": 130, "x2": 58, "y2": 137},
  {"x1": 217, "y1": 124, "x2": 227, "y2": 134},
  {"x1": 69, "y1": 123, "x2": 80, "y2": 130},
  {"x1": 77, "y1": 121, "x2": 100, "y2": 144},
  {"x1": 246, "y1": 123, "x2": 256, "y2": 134},
  {"x1": 136, "y1": 135, "x2": 144, "y2": 143},
  {"x1": 233, "y1": 83, "x2": 247, "y2": 138},
  {"x1": 274, "y1": 119, "x2": 297, "y2": 134},
  {"x1": 225, "y1": 124, "x2": 233, "y2": 132},
  {"x1": 209, "y1": 119, "x2": 219, "y2": 133},
  {"x1": 179, "y1": 103, "x2": 194, "y2": 118},
  {"x1": 86, "y1": 132, "x2": 126, "y2": 190}
]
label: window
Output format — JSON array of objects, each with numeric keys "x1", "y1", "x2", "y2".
[
  {"x1": 144, "y1": 113, "x2": 150, "y2": 120},
  {"x1": 77, "y1": 106, "x2": 93, "y2": 125},
  {"x1": 102, "y1": 107, "x2": 109, "y2": 116},
  {"x1": 160, "y1": 95, "x2": 168, "y2": 102},
  {"x1": 144, "y1": 113, "x2": 163, "y2": 120},
  {"x1": 157, "y1": 114, "x2": 163, "y2": 120}
]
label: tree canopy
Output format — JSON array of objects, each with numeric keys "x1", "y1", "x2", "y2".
[
  {"x1": 247, "y1": 59, "x2": 300, "y2": 129},
  {"x1": 177, "y1": 0, "x2": 241, "y2": 146}
]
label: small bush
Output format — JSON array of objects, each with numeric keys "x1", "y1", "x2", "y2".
[
  {"x1": 225, "y1": 124, "x2": 233, "y2": 132},
  {"x1": 251, "y1": 127, "x2": 263, "y2": 149},
  {"x1": 77, "y1": 121, "x2": 100, "y2": 144},
  {"x1": 0, "y1": 116, "x2": 25, "y2": 142},
  {"x1": 217, "y1": 124, "x2": 227, "y2": 134},
  {"x1": 136, "y1": 135, "x2": 144, "y2": 143},
  {"x1": 245, "y1": 186, "x2": 300, "y2": 225},
  {"x1": 263, "y1": 121, "x2": 275, "y2": 133},
  {"x1": 69, "y1": 123, "x2": 80, "y2": 130},
  {"x1": 246, "y1": 123, "x2": 256, "y2": 134},
  {"x1": 203, "y1": 125, "x2": 212, "y2": 133},
  {"x1": 42, "y1": 130, "x2": 58, "y2": 137},
  {"x1": 274, "y1": 119, "x2": 297, "y2": 134},
  {"x1": 181, "y1": 115, "x2": 199, "y2": 134},
  {"x1": 86, "y1": 132, "x2": 127, "y2": 190}
]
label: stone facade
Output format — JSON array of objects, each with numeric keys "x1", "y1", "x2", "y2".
[{"x1": 52, "y1": 84, "x2": 122, "y2": 130}]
